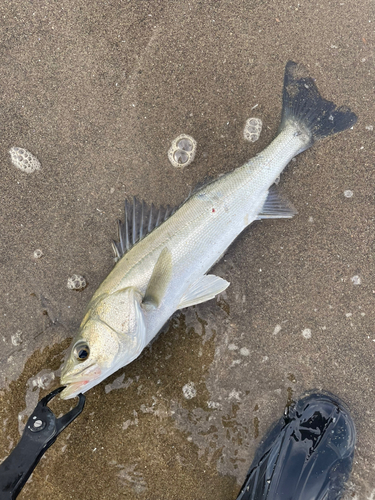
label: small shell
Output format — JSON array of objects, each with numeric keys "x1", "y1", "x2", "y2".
[
  {"x1": 243, "y1": 117, "x2": 262, "y2": 143},
  {"x1": 182, "y1": 382, "x2": 197, "y2": 399},
  {"x1": 33, "y1": 249, "x2": 43, "y2": 259},
  {"x1": 67, "y1": 274, "x2": 87, "y2": 290},
  {"x1": 31, "y1": 369, "x2": 55, "y2": 390},
  {"x1": 168, "y1": 134, "x2": 197, "y2": 168},
  {"x1": 9, "y1": 147, "x2": 41, "y2": 173},
  {"x1": 11, "y1": 330, "x2": 23, "y2": 346}
]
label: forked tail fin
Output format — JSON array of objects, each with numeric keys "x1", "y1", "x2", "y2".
[{"x1": 279, "y1": 61, "x2": 357, "y2": 152}]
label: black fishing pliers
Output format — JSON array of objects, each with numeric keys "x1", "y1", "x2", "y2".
[{"x1": 0, "y1": 386, "x2": 85, "y2": 499}]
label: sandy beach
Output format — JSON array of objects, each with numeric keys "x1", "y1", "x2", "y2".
[{"x1": 0, "y1": 1, "x2": 374, "y2": 498}]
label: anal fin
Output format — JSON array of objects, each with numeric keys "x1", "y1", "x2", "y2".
[{"x1": 178, "y1": 275, "x2": 230, "y2": 309}]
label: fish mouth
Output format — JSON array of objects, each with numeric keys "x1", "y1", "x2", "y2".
[
  {"x1": 60, "y1": 380, "x2": 91, "y2": 400},
  {"x1": 60, "y1": 364, "x2": 102, "y2": 400},
  {"x1": 61, "y1": 362, "x2": 94, "y2": 381}
]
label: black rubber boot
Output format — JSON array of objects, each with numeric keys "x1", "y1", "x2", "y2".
[{"x1": 236, "y1": 393, "x2": 356, "y2": 500}]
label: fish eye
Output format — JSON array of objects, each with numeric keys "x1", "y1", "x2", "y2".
[{"x1": 73, "y1": 342, "x2": 90, "y2": 361}]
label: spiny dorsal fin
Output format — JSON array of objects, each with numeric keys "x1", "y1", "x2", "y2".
[{"x1": 112, "y1": 197, "x2": 177, "y2": 262}]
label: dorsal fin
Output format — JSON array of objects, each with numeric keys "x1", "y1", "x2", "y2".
[
  {"x1": 112, "y1": 197, "x2": 177, "y2": 262},
  {"x1": 256, "y1": 185, "x2": 297, "y2": 220}
]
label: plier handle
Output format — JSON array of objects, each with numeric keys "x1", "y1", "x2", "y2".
[{"x1": 0, "y1": 386, "x2": 85, "y2": 499}]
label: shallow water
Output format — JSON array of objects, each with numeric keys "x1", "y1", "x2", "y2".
[{"x1": 0, "y1": 1, "x2": 374, "y2": 498}]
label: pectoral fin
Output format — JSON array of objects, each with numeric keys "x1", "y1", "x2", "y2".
[
  {"x1": 178, "y1": 274, "x2": 230, "y2": 309},
  {"x1": 131, "y1": 291, "x2": 147, "y2": 358},
  {"x1": 143, "y1": 247, "x2": 173, "y2": 310}
]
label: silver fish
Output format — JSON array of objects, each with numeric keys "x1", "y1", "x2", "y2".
[{"x1": 60, "y1": 61, "x2": 356, "y2": 399}]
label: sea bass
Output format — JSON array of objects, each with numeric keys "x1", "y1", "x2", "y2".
[{"x1": 60, "y1": 61, "x2": 357, "y2": 399}]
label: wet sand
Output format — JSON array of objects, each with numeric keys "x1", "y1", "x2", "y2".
[{"x1": 0, "y1": 1, "x2": 374, "y2": 498}]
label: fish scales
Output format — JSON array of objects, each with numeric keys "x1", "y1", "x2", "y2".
[{"x1": 97, "y1": 125, "x2": 304, "y2": 302}]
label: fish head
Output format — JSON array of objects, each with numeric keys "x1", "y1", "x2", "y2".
[
  {"x1": 60, "y1": 287, "x2": 147, "y2": 399},
  {"x1": 60, "y1": 319, "x2": 121, "y2": 399}
]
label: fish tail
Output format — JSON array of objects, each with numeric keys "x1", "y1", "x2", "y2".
[{"x1": 279, "y1": 61, "x2": 357, "y2": 152}]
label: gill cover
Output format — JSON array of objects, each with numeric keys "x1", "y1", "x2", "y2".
[{"x1": 94, "y1": 287, "x2": 147, "y2": 363}]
